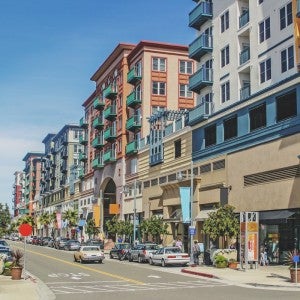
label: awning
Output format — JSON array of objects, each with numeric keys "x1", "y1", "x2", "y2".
[
  {"x1": 195, "y1": 209, "x2": 216, "y2": 221},
  {"x1": 259, "y1": 210, "x2": 295, "y2": 221}
]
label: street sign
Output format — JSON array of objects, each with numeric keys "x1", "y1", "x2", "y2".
[
  {"x1": 189, "y1": 226, "x2": 196, "y2": 235},
  {"x1": 293, "y1": 255, "x2": 299, "y2": 263},
  {"x1": 19, "y1": 224, "x2": 32, "y2": 236}
]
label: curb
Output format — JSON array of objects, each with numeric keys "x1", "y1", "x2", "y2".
[{"x1": 181, "y1": 268, "x2": 219, "y2": 279}]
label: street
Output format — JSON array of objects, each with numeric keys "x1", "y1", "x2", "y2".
[{"x1": 11, "y1": 242, "x2": 300, "y2": 300}]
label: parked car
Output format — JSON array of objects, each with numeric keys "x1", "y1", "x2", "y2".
[
  {"x1": 64, "y1": 239, "x2": 81, "y2": 251},
  {"x1": 149, "y1": 246, "x2": 190, "y2": 267},
  {"x1": 128, "y1": 243, "x2": 159, "y2": 263},
  {"x1": 47, "y1": 238, "x2": 55, "y2": 248},
  {"x1": 85, "y1": 239, "x2": 104, "y2": 249},
  {"x1": 55, "y1": 237, "x2": 69, "y2": 249},
  {"x1": 41, "y1": 237, "x2": 52, "y2": 246},
  {"x1": 74, "y1": 246, "x2": 105, "y2": 263},
  {"x1": 109, "y1": 243, "x2": 131, "y2": 260},
  {"x1": 31, "y1": 236, "x2": 42, "y2": 245},
  {"x1": 0, "y1": 246, "x2": 13, "y2": 261},
  {"x1": 26, "y1": 236, "x2": 36, "y2": 244},
  {"x1": 0, "y1": 240, "x2": 10, "y2": 248}
]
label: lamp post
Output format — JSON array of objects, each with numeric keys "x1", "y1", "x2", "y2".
[
  {"x1": 189, "y1": 161, "x2": 194, "y2": 264},
  {"x1": 133, "y1": 179, "x2": 137, "y2": 243}
]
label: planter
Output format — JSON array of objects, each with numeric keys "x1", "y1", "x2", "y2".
[
  {"x1": 215, "y1": 261, "x2": 228, "y2": 268},
  {"x1": 11, "y1": 267, "x2": 23, "y2": 280},
  {"x1": 290, "y1": 268, "x2": 300, "y2": 283},
  {"x1": 228, "y1": 262, "x2": 238, "y2": 269}
]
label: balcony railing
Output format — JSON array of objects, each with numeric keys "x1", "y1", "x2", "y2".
[
  {"x1": 188, "y1": 100, "x2": 213, "y2": 125},
  {"x1": 126, "y1": 115, "x2": 142, "y2": 132},
  {"x1": 104, "y1": 105, "x2": 117, "y2": 120},
  {"x1": 239, "y1": 47, "x2": 250, "y2": 65},
  {"x1": 103, "y1": 150, "x2": 116, "y2": 163},
  {"x1": 79, "y1": 134, "x2": 88, "y2": 145},
  {"x1": 240, "y1": 85, "x2": 251, "y2": 101},
  {"x1": 104, "y1": 127, "x2": 117, "y2": 141},
  {"x1": 189, "y1": 33, "x2": 213, "y2": 60},
  {"x1": 239, "y1": 10, "x2": 249, "y2": 28},
  {"x1": 126, "y1": 91, "x2": 142, "y2": 108},
  {"x1": 78, "y1": 168, "x2": 85, "y2": 178},
  {"x1": 125, "y1": 140, "x2": 139, "y2": 156},
  {"x1": 92, "y1": 157, "x2": 104, "y2": 169},
  {"x1": 92, "y1": 116, "x2": 104, "y2": 129},
  {"x1": 79, "y1": 117, "x2": 88, "y2": 128},
  {"x1": 127, "y1": 68, "x2": 142, "y2": 85},
  {"x1": 189, "y1": 1, "x2": 213, "y2": 29},
  {"x1": 92, "y1": 136, "x2": 105, "y2": 148},
  {"x1": 79, "y1": 152, "x2": 87, "y2": 161},
  {"x1": 103, "y1": 84, "x2": 117, "y2": 99},
  {"x1": 189, "y1": 67, "x2": 213, "y2": 94},
  {"x1": 93, "y1": 97, "x2": 105, "y2": 110}
]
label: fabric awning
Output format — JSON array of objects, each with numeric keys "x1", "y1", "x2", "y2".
[
  {"x1": 195, "y1": 209, "x2": 216, "y2": 221},
  {"x1": 259, "y1": 210, "x2": 295, "y2": 221}
]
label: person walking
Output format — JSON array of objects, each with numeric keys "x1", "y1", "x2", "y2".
[{"x1": 193, "y1": 240, "x2": 201, "y2": 265}]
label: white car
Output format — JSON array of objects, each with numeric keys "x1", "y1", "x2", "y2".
[
  {"x1": 149, "y1": 246, "x2": 190, "y2": 267},
  {"x1": 74, "y1": 246, "x2": 105, "y2": 263}
]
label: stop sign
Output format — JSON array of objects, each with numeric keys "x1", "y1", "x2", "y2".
[{"x1": 19, "y1": 224, "x2": 32, "y2": 236}]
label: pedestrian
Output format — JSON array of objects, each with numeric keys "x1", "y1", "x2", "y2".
[
  {"x1": 260, "y1": 246, "x2": 268, "y2": 266},
  {"x1": 175, "y1": 238, "x2": 183, "y2": 251},
  {"x1": 192, "y1": 240, "x2": 201, "y2": 265}
]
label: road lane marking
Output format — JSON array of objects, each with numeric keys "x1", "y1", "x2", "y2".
[{"x1": 25, "y1": 248, "x2": 144, "y2": 285}]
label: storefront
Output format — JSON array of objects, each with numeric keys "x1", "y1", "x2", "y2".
[{"x1": 259, "y1": 210, "x2": 300, "y2": 264}]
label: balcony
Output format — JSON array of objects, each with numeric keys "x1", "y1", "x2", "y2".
[
  {"x1": 103, "y1": 85, "x2": 117, "y2": 100},
  {"x1": 79, "y1": 117, "x2": 88, "y2": 128},
  {"x1": 92, "y1": 136, "x2": 105, "y2": 149},
  {"x1": 126, "y1": 91, "x2": 142, "y2": 108},
  {"x1": 188, "y1": 101, "x2": 213, "y2": 125},
  {"x1": 189, "y1": 67, "x2": 213, "y2": 94},
  {"x1": 92, "y1": 116, "x2": 104, "y2": 130},
  {"x1": 79, "y1": 152, "x2": 87, "y2": 162},
  {"x1": 240, "y1": 85, "x2": 251, "y2": 101},
  {"x1": 93, "y1": 97, "x2": 105, "y2": 110},
  {"x1": 104, "y1": 127, "x2": 117, "y2": 142},
  {"x1": 104, "y1": 105, "x2": 117, "y2": 120},
  {"x1": 189, "y1": 34, "x2": 213, "y2": 61},
  {"x1": 125, "y1": 140, "x2": 139, "y2": 156},
  {"x1": 150, "y1": 152, "x2": 163, "y2": 166},
  {"x1": 92, "y1": 157, "x2": 104, "y2": 169},
  {"x1": 239, "y1": 47, "x2": 250, "y2": 65},
  {"x1": 126, "y1": 115, "x2": 142, "y2": 132},
  {"x1": 78, "y1": 168, "x2": 85, "y2": 179},
  {"x1": 103, "y1": 150, "x2": 116, "y2": 164},
  {"x1": 239, "y1": 10, "x2": 249, "y2": 28},
  {"x1": 79, "y1": 134, "x2": 88, "y2": 145},
  {"x1": 127, "y1": 68, "x2": 142, "y2": 85},
  {"x1": 189, "y1": 1, "x2": 213, "y2": 29}
]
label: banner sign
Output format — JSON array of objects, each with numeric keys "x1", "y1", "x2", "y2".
[{"x1": 179, "y1": 187, "x2": 191, "y2": 223}]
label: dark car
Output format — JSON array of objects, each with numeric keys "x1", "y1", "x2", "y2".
[
  {"x1": 109, "y1": 243, "x2": 131, "y2": 260},
  {"x1": 32, "y1": 236, "x2": 42, "y2": 245},
  {"x1": 85, "y1": 239, "x2": 104, "y2": 250},
  {"x1": 128, "y1": 243, "x2": 159, "y2": 263},
  {"x1": 0, "y1": 240, "x2": 9, "y2": 248},
  {"x1": 0, "y1": 246, "x2": 13, "y2": 261},
  {"x1": 64, "y1": 239, "x2": 81, "y2": 251},
  {"x1": 55, "y1": 237, "x2": 69, "y2": 249}
]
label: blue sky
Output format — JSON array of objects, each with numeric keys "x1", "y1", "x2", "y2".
[{"x1": 0, "y1": 0, "x2": 195, "y2": 211}]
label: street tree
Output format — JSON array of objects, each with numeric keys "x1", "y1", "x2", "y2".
[
  {"x1": 140, "y1": 216, "x2": 168, "y2": 244},
  {"x1": 0, "y1": 204, "x2": 11, "y2": 236}
]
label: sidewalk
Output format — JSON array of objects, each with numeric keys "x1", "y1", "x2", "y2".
[{"x1": 182, "y1": 264, "x2": 300, "y2": 291}]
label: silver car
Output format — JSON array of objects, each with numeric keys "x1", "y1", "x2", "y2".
[{"x1": 128, "y1": 243, "x2": 159, "y2": 263}]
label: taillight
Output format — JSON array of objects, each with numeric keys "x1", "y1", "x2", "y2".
[
  {"x1": 182, "y1": 255, "x2": 189, "y2": 258},
  {"x1": 167, "y1": 255, "x2": 176, "y2": 258}
]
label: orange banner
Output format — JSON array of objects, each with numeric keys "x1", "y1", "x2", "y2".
[
  {"x1": 109, "y1": 204, "x2": 120, "y2": 215},
  {"x1": 93, "y1": 204, "x2": 100, "y2": 227}
]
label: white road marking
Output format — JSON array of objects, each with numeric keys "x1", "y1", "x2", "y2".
[{"x1": 148, "y1": 275, "x2": 161, "y2": 278}]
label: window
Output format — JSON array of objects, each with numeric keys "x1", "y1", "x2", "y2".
[
  {"x1": 174, "y1": 140, "x2": 181, "y2": 158},
  {"x1": 221, "y1": 45, "x2": 229, "y2": 67},
  {"x1": 280, "y1": 2, "x2": 292, "y2": 30},
  {"x1": 204, "y1": 124, "x2": 216, "y2": 147},
  {"x1": 74, "y1": 144, "x2": 80, "y2": 153},
  {"x1": 179, "y1": 84, "x2": 193, "y2": 98},
  {"x1": 221, "y1": 10, "x2": 229, "y2": 33},
  {"x1": 74, "y1": 130, "x2": 80, "y2": 139},
  {"x1": 135, "y1": 84, "x2": 142, "y2": 100},
  {"x1": 249, "y1": 103, "x2": 266, "y2": 131},
  {"x1": 152, "y1": 81, "x2": 166, "y2": 95},
  {"x1": 179, "y1": 60, "x2": 192, "y2": 74},
  {"x1": 224, "y1": 115, "x2": 237, "y2": 140},
  {"x1": 259, "y1": 17, "x2": 270, "y2": 43},
  {"x1": 152, "y1": 57, "x2": 166, "y2": 72},
  {"x1": 281, "y1": 46, "x2": 294, "y2": 73},
  {"x1": 152, "y1": 106, "x2": 166, "y2": 114},
  {"x1": 276, "y1": 90, "x2": 297, "y2": 122},
  {"x1": 221, "y1": 81, "x2": 230, "y2": 103},
  {"x1": 260, "y1": 58, "x2": 271, "y2": 83}
]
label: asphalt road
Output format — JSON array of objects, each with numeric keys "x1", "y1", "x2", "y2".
[{"x1": 10, "y1": 241, "x2": 300, "y2": 300}]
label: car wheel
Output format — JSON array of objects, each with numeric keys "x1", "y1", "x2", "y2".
[
  {"x1": 138, "y1": 256, "x2": 143, "y2": 263},
  {"x1": 73, "y1": 256, "x2": 77, "y2": 262},
  {"x1": 80, "y1": 257, "x2": 84, "y2": 264},
  {"x1": 149, "y1": 258, "x2": 153, "y2": 265},
  {"x1": 110, "y1": 253, "x2": 113, "y2": 259},
  {"x1": 161, "y1": 259, "x2": 166, "y2": 267},
  {"x1": 98, "y1": 260, "x2": 102, "y2": 264},
  {"x1": 128, "y1": 255, "x2": 133, "y2": 262}
]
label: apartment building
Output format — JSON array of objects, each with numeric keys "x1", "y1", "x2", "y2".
[
  {"x1": 79, "y1": 41, "x2": 196, "y2": 237},
  {"x1": 12, "y1": 171, "x2": 24, "y2": 217},
  {"x1": 186, "y1": 0, "x2": 300, "y2": 261}
]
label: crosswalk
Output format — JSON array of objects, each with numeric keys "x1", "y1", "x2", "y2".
[{"x1": 47, "y1": 279, "x2": 228, "y2": 295}]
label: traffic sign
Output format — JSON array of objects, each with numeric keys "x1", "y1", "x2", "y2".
[
  {"x1": 189, "y1": 226, "x2": 196, "y2": 235},
  {"x1": 19, "y1": 224, "x2": 32, "y2": 236}
]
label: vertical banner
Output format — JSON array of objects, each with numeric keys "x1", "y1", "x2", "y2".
[
  {"x1": 56, "y1": 212, "x2": 62, "y2": 229},
  {"x1": 93, "y1": 204, "x2": 100, "y2": 227},
  {"x1": 179, "y1": 187, "x2": 191, "y2": 223}
]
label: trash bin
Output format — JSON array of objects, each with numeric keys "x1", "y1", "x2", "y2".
[{"x1": 204, "y1": 251, "x2": 213, "y2": 265}]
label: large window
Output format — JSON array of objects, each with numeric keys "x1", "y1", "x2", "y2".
[
  {"x1": 249, "y1": 103, "x2": 266, "y2": 131},
  {"x1": 152, "y1": 81, "x2": 166, "y2": 95},
  {"x1": 174, "y1": 139, "x2": 181, "y2": 158},
  {"x1": 221, "y1": 81, "x2": 230, "y2": 103},
  {"x1": 205, "y1": 124, "x2": 216, "y2": 147},
  {"x1": 276, "y1": 90, "x2": 297, "y2": 122},
  {"x1": 179, "y1": 60, "x2": 192, "y2": 74},
  {"x1": 221, "y1": 10, "x2": 229, "y2": 33},
  {"x1": 152, "y1": 57, "x2": 166, "y2": 72},
  {"x1": 280, "y1": 2, "x2": 292, "y2": 30},
  {"x1": 221, "y1": 45, "x2": 230, "y2": 67},
  {"x1": 224, "y1": 115, "x2": 237, "y2": 140},
  {"x1": 259, "y1": 17, "x2": 270, "y2": 43},
  {"x1": 179, "y1": 84, "x2": 192, "y2": 98},
  {"x1": 260, "y1": 58, "x2": 271, "y2": 83},
  {"x1": 281, "y1": 46, "x2": 294, "y2": 73}
]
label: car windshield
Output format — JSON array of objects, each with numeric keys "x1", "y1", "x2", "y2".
[
  {"x1": 165, "y1": 248, "x2": 181, "y2": 254},
  {"x1": 83, "y1": 247, "x2": 100, "y2": 251},
  {"x1": 145, "y1": 244, "x2": 159, "y2": 250},
  {"x1": 0, "y1": 240, "x2": 9, "y2": 247}
]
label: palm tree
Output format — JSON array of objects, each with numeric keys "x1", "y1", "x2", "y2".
[
  {"x1": 39, "y1": 212, "x2": 52, "y2": 237},
  {"x1": 62, "y1": 209, "x2": 78, "y2": 238}
]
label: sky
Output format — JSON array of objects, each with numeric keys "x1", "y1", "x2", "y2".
[{"x1": 0, "y1": 0, "x2": 196, "y2": 212}]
